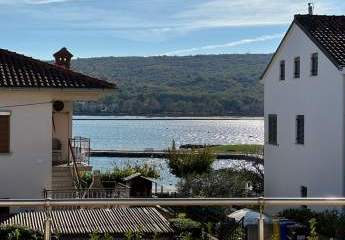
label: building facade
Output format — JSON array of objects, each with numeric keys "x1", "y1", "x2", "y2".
[{"x1": 262, "y1": 15, "x2": 345, "y2": 200}]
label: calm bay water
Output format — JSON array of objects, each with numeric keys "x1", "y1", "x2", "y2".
[{"x1": 73, "y1": 116, "x2": 264, "y2": 190}]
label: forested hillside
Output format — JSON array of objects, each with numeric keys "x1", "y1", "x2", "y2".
[{"x1": 71, "y1": 54, "x2": 271, "y2": 116}]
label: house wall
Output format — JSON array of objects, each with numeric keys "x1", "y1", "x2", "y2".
[
  {"x1": 264, "y1": 24, "x2": 345, "y2": 204},
  {"x1": 0, "y1": 92, "x2": 52, "y2": 199},
  {"x1": 53, "y1": 102, "x2": 73, "y2": 162},
  {"x1": 0, "y1": 89, "x2": 104, "y2": 199}
]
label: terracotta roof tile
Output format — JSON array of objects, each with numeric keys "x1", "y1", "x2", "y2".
[
  {"x1": 295, "y1": 15, "x2": 345, "y2": 67},
  {"x1": 0, "y1": 49, "x2": 116, "y2": 89}
]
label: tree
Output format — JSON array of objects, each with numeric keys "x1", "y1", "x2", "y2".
[{"x1": 166, "y1": 140, "x2": 215, "y2": 178}]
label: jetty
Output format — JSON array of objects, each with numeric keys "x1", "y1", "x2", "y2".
[{"x1": 90, "y1": 149, "x2": 263, "y2": 162}]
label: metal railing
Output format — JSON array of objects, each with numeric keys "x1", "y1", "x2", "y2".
[
  {"x1": 68, "y1": 137, "x2": 90, "y2": 165},
  {"x1": 2, "y1": 197, "x2": 345, "y2": 240},
  {"x1": 43, "y1": 187, "x2": 130, "y2": 199}
]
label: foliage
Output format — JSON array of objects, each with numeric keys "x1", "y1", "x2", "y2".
[
  {"x1": 166, "y1": 141, "x2": 215, "y2": 178},
  {"x1": 279, "y1": 208, "x2": 345, "y2": 238},
  {"x1": 231, "y1": 226, "x2": 246, "y2": 240},
  {"x1": 72, "y1": 54, "x2": 270, "y2": 116},
  {"x1": 307, "y1": 218, "x2": 319, "y2": 240},
  {"x1": 124, "y1": 230, "x2": 143, "y2": 240},
  {"x1": 170, "y1": 215, "x2": 202, "y2": 239},
  {"x1": 177, "y1": 168, "x2": 263, "y2": 198},
  {"x1": 210, "y1": 144, "x2": 263, "y2": 154},
  {"x1": 100, "y1": 163, "x2": 159, "y2": 188},
  {"x1": 0, "y1": 226, "x2": 43, "y2": 240},
  {"x1": 90, "y1": 232, "x2": 113, "y2": 240},
  {"x1": 215, "y1": 218, "x2": 238, "y2": 240},
  {"x1": 80, "y1": 171, "x2": 93, "y2": 188}
]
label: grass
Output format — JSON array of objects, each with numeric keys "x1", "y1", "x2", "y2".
[{"x1": 209, "y1": 144, "x2": 263, "y2": 154}]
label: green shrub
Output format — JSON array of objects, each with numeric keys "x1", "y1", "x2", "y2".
[
  {"x1": 166, "y1": 140, "x2": 215, "y2": 178},
  {"x1": 0, "y1": 225, "x2": 43, "y2": 240},
  {"x1": 279, "y1": 208, "x2": 345, "y2": 238},
  {"x1": 100, "y1": 163, "x2": 160, "y2": 188},
  {"x1": 170, "y1": 216, "x2": 202, "y2": 239}
]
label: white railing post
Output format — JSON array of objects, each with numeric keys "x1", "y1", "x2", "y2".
[{"x1": 258, "y1": 197, "x2": 264, "y2": 240}]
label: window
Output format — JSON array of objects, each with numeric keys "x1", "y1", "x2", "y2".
[
  {"x1": 0, "y1": 113, "x2": 10, "y2": 153},
  {"x1": 294, "y1": 57, "x2": 300, "y2": 78},
  {"x1": 311, "y1": 53, "x2": 318, "y2": 76},
  {"x1": 268, "y1": 114, "x2": 277, "y2": 145},
  {"x1": 279, "y1": 60, "x2": 285, "y2": 80},
  {"x1": 296, "y1": 115, "x2": 304, "y2": 144}
]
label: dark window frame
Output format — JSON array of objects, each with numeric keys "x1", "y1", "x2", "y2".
[
  {"x1": 311, "y1": 53, "x2": 318, "y2": 76},
  {"x1": 0, "y1": 113, "x2": 10, "y2": 153},
  {"x1": 296, "y1": 115, "x2": 304, "y2": 145},
  {"x1": 268, "y1": 114, "x2": 277, "y2": 145},
  {"x1": 279, "y1": 60, "x2": 285, "y2": 80},
  {"x1": 294, "y1": 57, "x2": 300, "y2": 78}
]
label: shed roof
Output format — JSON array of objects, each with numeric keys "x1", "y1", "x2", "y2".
[
  {"x1": 123, "y1": 173, "x2": 156, "y2": 182},
  {"x1": 0, "y1": 48, "x2": 115, "y2": 89},
  {"x1": 2, "y1": 208, "x2": 173, "y2": 235}
]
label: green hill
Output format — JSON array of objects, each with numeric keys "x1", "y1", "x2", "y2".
[{"x1": 71, "y1": 54, "x2": 271, "y2": 116}]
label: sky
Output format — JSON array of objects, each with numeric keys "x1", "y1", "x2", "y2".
[{"x1": 0, "y1": 0, "x2": 344, "y2": 60}]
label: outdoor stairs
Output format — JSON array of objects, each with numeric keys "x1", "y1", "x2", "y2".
[
  {"x1": 52, "y1": 164, "x2": 93, "y2": 191},
  {"x1": 52, "y1": 165, "x2": 75, "y2": 191}
]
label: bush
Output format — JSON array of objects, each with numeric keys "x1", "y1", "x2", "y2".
[
  {"x1": 166, "y1": 140, "x2": 215, "y2": 178},
  {"x1": 279, "y1": 208, "x2": 345, "y2": 238},
  {"x1": 170, "y1": 216, "x2": 202, "y2": 239},
  {"x1": 0, "y1": 225, "x2": 43, "y2": 240},
  {"x1": 100, "y1": 163, "x2": 160, "y2": 188}
]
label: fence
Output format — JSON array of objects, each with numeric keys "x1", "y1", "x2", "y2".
[{"x1": 2, "y1": 197, "x2": 345, "y2": 240}]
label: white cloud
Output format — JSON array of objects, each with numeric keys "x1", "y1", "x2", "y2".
[
  {"x1": 161, "y1": 33, "x2": 283, "y2": 55},
  {"x1": 173, "y1": 0, "x2": 338, "y2": 29},
  {"x1": 26, "y1": 0, "x2": 72, "y2": 4}
]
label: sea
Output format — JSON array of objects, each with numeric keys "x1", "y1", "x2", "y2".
[{"x1": 73, "y1": 116, "x2": 264, "y2": 191}]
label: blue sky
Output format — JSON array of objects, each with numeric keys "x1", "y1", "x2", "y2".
[{"x1": 0, "y1": 0, "x2": 344, "y2": 59}]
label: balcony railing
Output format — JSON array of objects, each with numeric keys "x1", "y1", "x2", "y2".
[
  {"x1": 43, "y1": 186, "x2": 130, "y2": 199},
  {"x1": 1, "y1": 197, "x2": 345, "y2": 240},
  {"x1": 68, "y1": 136, "x2": 90, "y2": 165}
]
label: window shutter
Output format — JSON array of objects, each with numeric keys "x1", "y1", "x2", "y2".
[
  {"x1": 296, "y1": 115, "x2": 304, "y2": 144},
  {"x1": 0, "y1": 115, "x2": 10, "y2": 153},
  {"x1": 268, "y1": 114, "x2": 277, "y2": 145}
]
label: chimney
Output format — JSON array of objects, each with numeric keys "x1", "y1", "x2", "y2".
[
  {"x1": 308, "y1": 2, "x2": 314, "y2": 15},
  {"x1": 53, "y1": 47, "x2": 73, "y2": 69}
]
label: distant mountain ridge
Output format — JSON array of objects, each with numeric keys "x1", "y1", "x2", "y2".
[{"x1": 71, "y1": 54, "x2": 271, "y2": 116}]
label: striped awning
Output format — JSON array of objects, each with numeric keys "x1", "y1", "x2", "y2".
[{"x1": 2, "y1": 208, "x2": 173, "y2": 235}]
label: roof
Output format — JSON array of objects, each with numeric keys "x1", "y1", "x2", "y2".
[
  {"x1": 123, "y1": 173, "x2": 156, "y2": 182},
  {"x1": 261, "y1": 14, "x2": 345, "y2": 80},
  {"x1": 227, "y1": 208, "x2": 271, "y2": 226},
  {"x1": 53, "y1": 47, "x2": 73, "y2": 58},
  {"x1": 0, "y1": 48, "x2": 115, "y2": 89},
  {"x1": 2, "y1": 208, "x2": 173, "y2": 235}
]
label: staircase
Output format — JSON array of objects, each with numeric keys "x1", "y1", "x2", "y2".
[{"x1": 52, "y1": 165, "x2": 74, "y2": 191}]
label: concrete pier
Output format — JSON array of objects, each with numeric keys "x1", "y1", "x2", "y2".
[{"x1": 90, "y1": 149, "x2": 263, "y2": 162}]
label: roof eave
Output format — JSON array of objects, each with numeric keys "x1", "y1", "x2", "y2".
[{"x1": 260, "y1": 21, "x2": 295, "y2": 81}]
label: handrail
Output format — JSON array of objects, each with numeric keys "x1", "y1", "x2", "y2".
[
  {"x1": 3, "y1": 197, "x2": 345, "y2": 240},
  {"x1": 68, "y1": 140, "x2": 85, "y2": 191},
  {"x1": 3, "y1": 197, "x2": 345, "y2": 207}
]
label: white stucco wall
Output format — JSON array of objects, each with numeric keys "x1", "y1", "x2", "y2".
[
  {"x1": 0, "y1": 92, "x2": 52, "y2": 199},
  {"x1": 0, "y1": 89, "x2": 105, "y2": 199},
  {"x1": 264, "y1": 24, "x2": 345, "y2": 202}
]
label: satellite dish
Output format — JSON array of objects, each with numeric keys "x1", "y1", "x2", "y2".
[{"x1": 53, "y1": 101, "x2": 64, "y2": 112}]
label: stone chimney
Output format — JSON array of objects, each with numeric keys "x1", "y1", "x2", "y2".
[
  {"x1": 308, "y1": 2, "x2": 314, "y2": 15},
  {"x1": 53, "y1": 47, "x2": 73, "y2": 69}
]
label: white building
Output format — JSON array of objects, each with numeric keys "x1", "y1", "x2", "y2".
[
  {"x1": 0, "y1": 48, "x2": 115, "y2": 205},
  {"x1": 262, "y1": 13, "x2": 345, "y2": 201}
]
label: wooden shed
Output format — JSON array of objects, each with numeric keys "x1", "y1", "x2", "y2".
[{"x1": 123, "y1": 173, "x2": 157, "y2": 197}]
